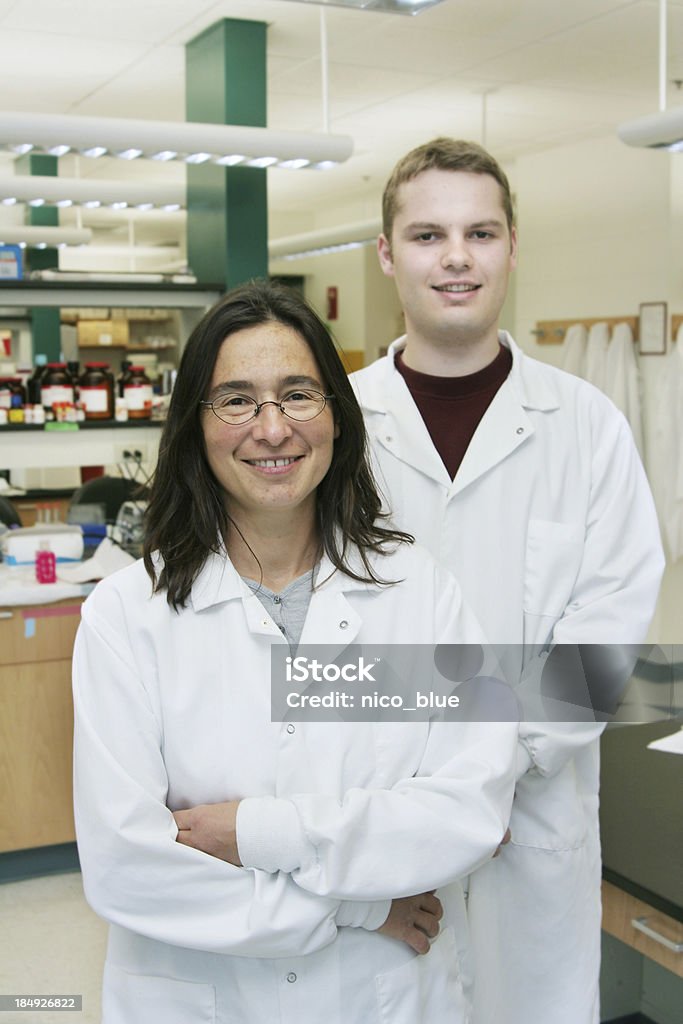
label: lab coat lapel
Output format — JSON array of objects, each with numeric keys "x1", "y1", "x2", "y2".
[
  {"x1": 374, "y1": 369, "x2": 452, "y2": 488},
  {"x1": 299, "y1": 568, "x2": 364, "y2": 660},
  {"x1": 450, "y1": 377, "x2": 534, "y2": 497}
]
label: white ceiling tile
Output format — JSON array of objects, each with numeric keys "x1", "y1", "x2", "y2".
[{"x1": 0, "y1": 0, "x2": 214, "y2": 43}]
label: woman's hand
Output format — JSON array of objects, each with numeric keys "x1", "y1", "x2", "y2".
[
  {"x1": 493, "y1": 827, "x2": 512, "y2": 856},
  {"x1": 174, "y1": 801, "x2": 242, "y2": 865},
  {"x1": 377, "y1": 890, "x2": 443, "y2": 955}
]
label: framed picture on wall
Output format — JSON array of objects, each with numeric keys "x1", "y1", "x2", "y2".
[{"x1": 638, "y1": 301, "x2": 667, "y2": 355}]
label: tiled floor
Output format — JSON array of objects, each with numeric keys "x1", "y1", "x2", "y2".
[{"x1": 0, "y1": 871, "x2": 107, "y2": 1024}]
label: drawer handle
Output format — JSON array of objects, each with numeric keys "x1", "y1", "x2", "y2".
[
  {"x1": 631, "y1": 916, "x2": 683, "y2": 952},
  {"x1": 0, "y1": 611, "x2": 14, "y2": 620}
]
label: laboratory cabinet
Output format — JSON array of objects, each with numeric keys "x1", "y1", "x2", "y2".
[
  {"x1": 599, "y1": 721, "x2": 683, "y2": 1022},
  {"x1": 0, "y1": 599, "x2": 82, "y2": 853}
]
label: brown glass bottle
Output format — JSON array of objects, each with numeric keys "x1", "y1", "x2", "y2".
[
  {"x1": 41, "y1": 363, "x2": 74, "y2": 410},
  {"x1": 78, "y1": 362, "x2": 115, "y2": 420},
  {"x1": 123, "y1": 365, "x2": 153, "y2": 419}
]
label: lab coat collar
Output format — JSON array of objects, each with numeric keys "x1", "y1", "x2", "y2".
[
  {"x1": 376, "y1": 331, "x2": 560, "y2": 415},
  {"x1": 189, "y1": 542, "x2": 379, "y2": 614},
  {"x1": 498, "y1": 332, "x2": 561, "y2": 413},
  {"x1": 358, "y1": 331, "x2": 561, "y2": 495}
]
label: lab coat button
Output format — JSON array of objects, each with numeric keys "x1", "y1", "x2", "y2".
[
  {"x1": 385, "y1": 435, "x2": 393, "y2": 443},
  {"x1": 286, "y1": 724, "x2": 296, "y2": 734},
  {"x1": 286, "y1": 972, "x2": 297, "y2": 983},
  {"x1": 339, "y1": 620, "x2": 349, "y2": 629},
  {"x1": 273, "y1": 595, "x2": 282, "y2": 604},
  {"x1": 516, "y1": 427, "x2": 524, "y2": 435}
]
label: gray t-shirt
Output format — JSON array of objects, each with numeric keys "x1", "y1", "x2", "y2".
[{"x1": 242, "y1": 569, "x2": 314, "y2": 652}]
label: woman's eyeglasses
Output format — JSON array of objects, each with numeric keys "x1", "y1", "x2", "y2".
[{"x1": 200, "y1": 389, "x2": 334, "y2": 425}]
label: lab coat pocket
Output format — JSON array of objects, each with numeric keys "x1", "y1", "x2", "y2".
[
  {"x1": 524, "y1": 519, "x2": 583, "y2": 618},
  {"x1": 103, "y1": 963, "x2": 216, "y2": 1024},
  {"x1": 507, "y1": 763, "x2": 586, "y2": 850},
  {"x1": 375, "y1": 927, "x2": 469, "y2": 1024}
]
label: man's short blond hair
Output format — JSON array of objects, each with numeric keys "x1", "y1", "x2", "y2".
[{"x1": 382, "y1": 137, "x2": 515, "y2": 240}]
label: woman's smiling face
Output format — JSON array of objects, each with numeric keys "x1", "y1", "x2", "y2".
[{"x1": 202, "y1": 320, "x2": 338, "y2": 523}]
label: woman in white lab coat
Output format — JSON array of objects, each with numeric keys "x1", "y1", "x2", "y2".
[{"x1": 73, "y1": 281, "x2": 517, "y2": 1024}]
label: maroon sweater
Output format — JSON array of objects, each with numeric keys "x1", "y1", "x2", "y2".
[{"x1": 395, "y1": 345, "x2": 513, "y2": 480}]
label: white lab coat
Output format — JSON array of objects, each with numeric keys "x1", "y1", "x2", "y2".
[
  {"x1": 560, "y1": 322, "x2": 588, "y2": 378},
  {"x1": 584, "y1": 321, "x2": 610, "y2": 393},
  {"x1": 352, "y1": 333, "x2": 664, "y2": 1024},
  {"x1": 604, "y1": 322, "x2": 644, "y2": 460},
  {"x1": 73, "y1": 542, "x2": 518, "y2": 1024}
]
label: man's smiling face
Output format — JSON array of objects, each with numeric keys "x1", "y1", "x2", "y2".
[{"x1": 378, "y1": 168, "x2": 517, "y2": 357}]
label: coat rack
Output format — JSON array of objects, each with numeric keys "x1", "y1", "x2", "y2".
[
  {"x1": 532, "y1": 317, "x2": 639, "y2": 344},
  {"x1": 533, "y1": 314, "x2": 682, "y2": 345}
]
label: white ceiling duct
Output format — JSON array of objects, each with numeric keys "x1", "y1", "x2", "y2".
[
  {"x1": 0, "y1": 225, "x2": 92, "y2": 247},
  {"x1": 0, "y1": 174, "x2": 185, "y2": 211},
  {"x1": 0, "y1": 112, "x2": 353, "y2": 170},
  {"x1": 618, "y1": 107, "x2": 683, "y2": 151},
  {"x1": 269, "y1": 218, "x2": 381, "y2": 259}
]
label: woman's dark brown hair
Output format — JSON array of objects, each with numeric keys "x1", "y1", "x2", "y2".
[{"x1": 143, "y1": 279, "x2": 412, "y2": 608}]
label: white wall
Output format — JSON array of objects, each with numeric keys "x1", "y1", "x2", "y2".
[{"x1": 270, "y1": 242, "x2": 402, "y2": 360}]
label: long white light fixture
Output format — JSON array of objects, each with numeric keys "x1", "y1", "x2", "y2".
[
  {"x1": 0, "y1": 226, "x2": 92, "y2": 248},
  {"x1": 282, "y1": 0, "x2": 447, "y2": 14},
  {"x1": 619, "y1": 106, "x2": 683, "y2": 151},
  {"x1": 0, "y1": 112, "x2": 353, "y2": 170},
  {"x1": 0, "y1": 174, "x2": 185, "y2": 211},
  {"x1": 269, "y1": 217, "x2": 381, "y2": 259},
  {"x1": 618, "y1": 0, "x2": 683, "y2": 151}
]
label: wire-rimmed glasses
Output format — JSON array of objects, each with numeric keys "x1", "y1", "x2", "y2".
[{"x1": 200, "y1": 389, "x2": 334, "y2": 425}]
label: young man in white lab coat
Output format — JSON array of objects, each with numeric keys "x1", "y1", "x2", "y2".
[{"x1": 351, "y1": 138, "x2": 664, "y2": 1024}]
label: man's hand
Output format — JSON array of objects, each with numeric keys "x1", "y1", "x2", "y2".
[
  {"x1": 377, "y1": 891, "x2": 443, "y2": 955},
  {"x1": 174, "y1": 801, "x2": 242, "y2": 864}
]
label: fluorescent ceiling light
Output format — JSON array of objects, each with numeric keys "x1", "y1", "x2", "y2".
[
  {"x1": 214, "y1": 153, "x2": 246, "y2": 166},
  {"x1": 269, "y1": 217, "x2": 381, "y2": 259},
  {"x1": 278, "y1": 158, "x2": 310, "y2": 170},
  {"x1": 618, "y1": 106, "x2": 683, "y2": 151},
  {"x1": 275, "y1": 240, "x2": 374, "y2": 260},
  {"x1": 246, "y1": 156, "x2": 279, "y2": 168},
  {"x1": 0, "y1": 174, "x2": 185, "y2": 210},
  {"x1": 281, "y1": 0, "x2": 446, "y2": 14},
  {"x1": 184, "y1": 152, "x2": 212, "y2": 164},
  {"x1": 0, "y1": 112, "x2": 353, "y2": 170}
]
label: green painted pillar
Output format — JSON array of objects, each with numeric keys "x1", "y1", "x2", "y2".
[
  {"x1": 185, "y1": 19, "x2": 268, "y2": 289},
  {"x1": 16, "y1": 153, "x2": 61, "y2": 361}
]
